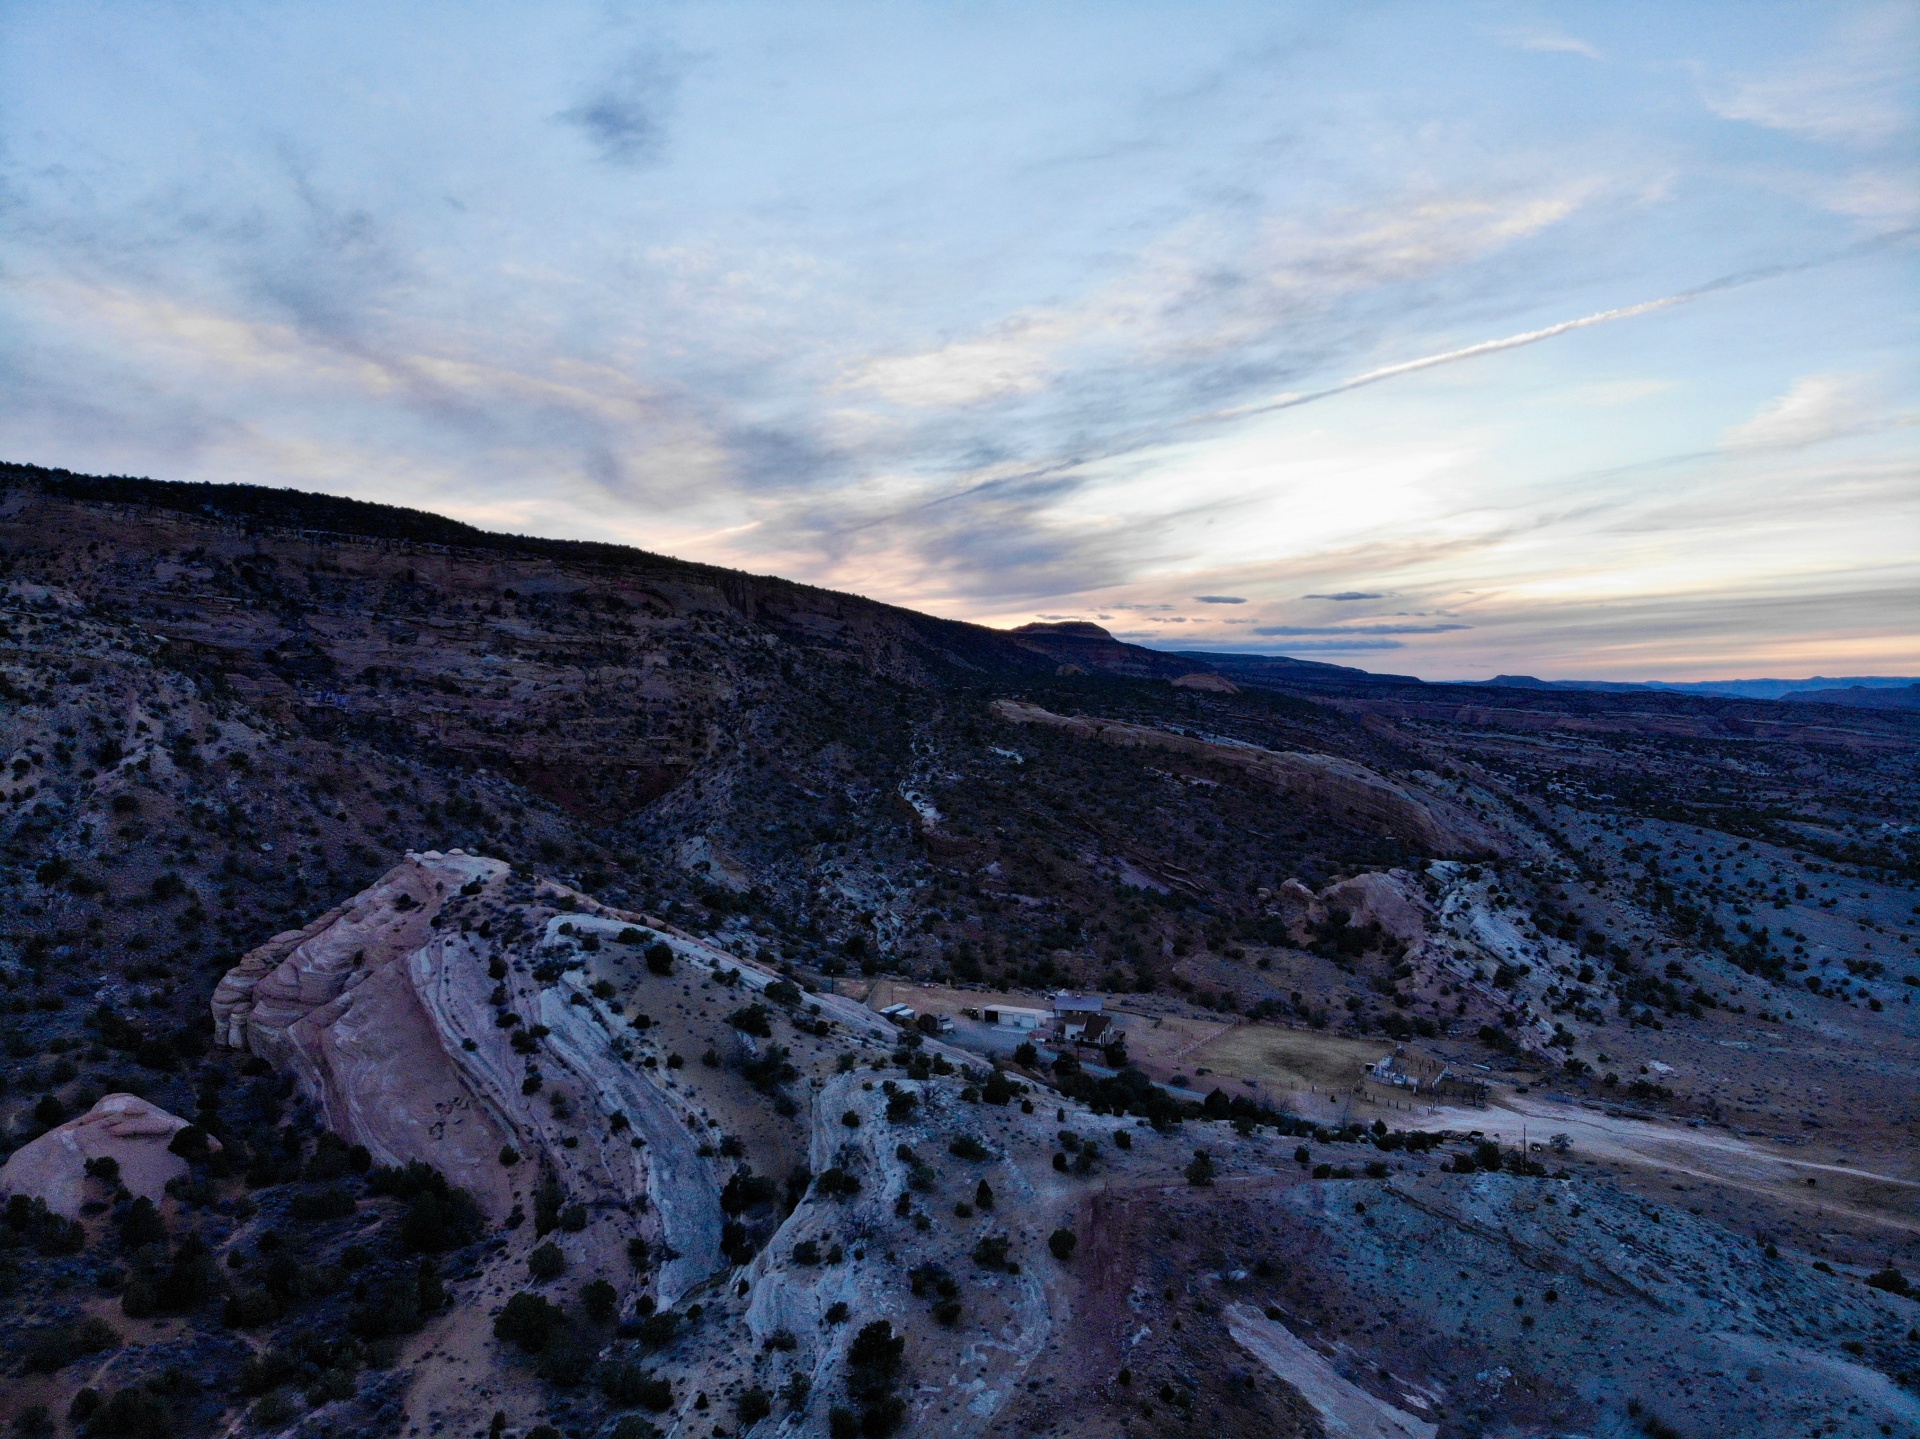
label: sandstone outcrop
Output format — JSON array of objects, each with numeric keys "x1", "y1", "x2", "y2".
[
  {"x1": 992, "y1": 699, "x2": 1500, "y2": 856},
  {"x1": 211, "y1": 850, "x2": 729, "y2": 1292},
  {"x1": 0, "y1": 1093, "x2": 208, "y2": 1217}
]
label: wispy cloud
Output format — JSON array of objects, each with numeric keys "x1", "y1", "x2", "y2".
[
  {"x1": 1496, "y1": 29, "x2": 1604, "y2": 62},
  {"x1": 1252, "y1": 623, "x2": 1468, "y2": 636},
  {"x1": 1720, "y1": 373, "x2": 1884, "y2": 450},
  {"x1": 1702, "y1": 6, "x2": 1916, "y2": 145},
  {"x1": 558, "y1": 47, "x2": 688, "y2": 166},
  {"x1": 0, "y1": 3, "x2": 1914, "y2": 682}
]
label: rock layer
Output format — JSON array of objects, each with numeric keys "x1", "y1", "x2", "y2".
[{"x1": 992, "y1": 698, "x2": 1500, "y2": 856}]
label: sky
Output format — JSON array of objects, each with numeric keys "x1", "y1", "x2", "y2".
[{"x1": 1, "y1": 2, "x2": 1915, "y2": 681}]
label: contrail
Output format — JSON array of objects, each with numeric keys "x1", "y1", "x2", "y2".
[
  {"x1": 1213, "y1": 227, "x2": 1917, "y2": 422},
  {"x1": 1216, "y1": 291, "x2": 1698, "y2": 420}
]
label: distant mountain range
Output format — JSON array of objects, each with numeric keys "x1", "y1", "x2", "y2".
[
  {"x1": 1462, "y1": 674, "x2": 1920, "y2": 707},
  {"x1": 1171, "y1": 650, "x2": 1920, "y2": 708}
]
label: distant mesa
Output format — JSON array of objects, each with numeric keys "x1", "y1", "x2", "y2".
[
  {"x1": 1006, "y1": 620, "x2": 1201, "y2": 679},
  {"x1": 1011, "y1": 620, "x2": 1114, "y2": 639}
]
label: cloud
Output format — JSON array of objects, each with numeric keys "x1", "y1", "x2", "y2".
[
  {"x1": 1207, "y1": 230, "x2": 1913, "y2": 426},
  {"x1": 1262, "y1": 638, "x2": 1405, "y2": 652},
  {"x1": 1304, "y1": 590, "x2": 1383, "y2": 601},
  {"x1": 1702, "y1": 8, "x2": 1915, "y2": 145},
  {"x1": 1497, "y1": 29, "x2": 1604, "y2": 62},
  {"x1": 1720, "y1": 374, "x2": 1880, "y2": 450},
  {"x1": 1194, "y1": 594, "x2": 1245, "y2": 603},
  {"x1": 1252, "y1": 623, "x2": 1468, "y2": 636},
  {"x1": 558, "y1": 48, "x2": 686, "y2": 166},
  {"x1": 842, "y1": 183, "x2": 1597, "y2": 411}
]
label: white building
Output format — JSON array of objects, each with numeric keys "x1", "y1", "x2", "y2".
[{"x1": 983, "y1": 1005, "x2": 1049, "y2": 1031}]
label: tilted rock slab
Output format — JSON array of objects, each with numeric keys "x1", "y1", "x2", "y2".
[
  {"x1": 0, "y1": 1092, "x2": 207, "y2": 1217},
  {"x1": 211, "y1": 848, "x2": 725, "y2": 1303},
  {"x1": 992, "y1": 698, "x2": 1501, "y2": 857}
]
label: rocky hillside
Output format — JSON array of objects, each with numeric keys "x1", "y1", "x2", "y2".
[{"x1": 0, "y1": 464, "x2": 1916, "y2": 1439}]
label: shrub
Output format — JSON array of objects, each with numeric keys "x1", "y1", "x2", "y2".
[
  {"x1": 721, "y1": 1169, "x2": 779, "y2": 1215},
  {"x1": 1866, "y1": 1266, "x2": 1911, "y2": 1297},
  {"x1": 783, "y1": 1371, "x2": 813, "y2": 1412},
  {"x1": 599, "y1": 1360, "x2": 673, "y2": 1410},
  {"x1": 1184, "y1": 1150, "x2": 1215, "y2": 1186},
  {"x1": 948, "y1": 1135, "x2": 989, "y2": 1161},
  {"x1": 528, "y1": 1243, "x2": 567, "y2": 1281},
  {"x1": 399, "y1": 1188, "x2": 482, "y2": 1253},
  {"x1": 973, "y1": 1179, "x2": 995, "y2": 1211},
  {"x1": 344, "y1": 1259, "x2": 445, "y2": 1339},
  {"x1": 815, "y1": 1168, "x2": 862, "y2": 1200},
  {"x1": 736, "y1": 1388, "x2": 773, "y2": 1424},
  {"x1": 288, "y1": 1184, "x2": 357, "y2": 1223},
  {"x1": 971, "y1": 1235, "x2": 1013, "y2": 1271},
  {"x1": 885, "y1": 1090, "x2": 919, "y2": 1124},
  {"x1": 82, "y1": 1387, "x2": 172, "y2": 1439},
  {"x1": 117, "y1": 1197, "x2": 168, "y2": 1248},
  {"x1": 23, "y1": 1316, "x2": 120, "y2": 1372},
  {"x1": 634, "y1": 1309, "x2": 682, "y2": 1348},
  {"x1": 1048, "y1": 1229, "x2": 1077, "y2": 1262},
  {"x1": 644, "y1": 943, "x2": 675, "y2": 976},
  {"x1": 533, "y1": 1321, "x2": 596, "y2": 1386},
  {"x1": 582, "y1": 1277, "x2": 618, "y2": 1324},
  {"x1": 609, "y1": 1419, "x2": 664, "y2": 1439},
  {"x1": 847, "y1": 1318, "x2": 904, "y2": 1394},
  {"x1": 366, "y1": 1160, "x2": 450, "y2": 1200},
  {"x1": 494, "y1": 1291, "x2": 566, "y2": 1351},
  {"x1": 730, "y1": 1005, "x2": 774, "y2": 1038}
]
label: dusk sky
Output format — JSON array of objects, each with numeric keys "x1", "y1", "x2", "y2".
[{"x1": 3, "y1": 2, "x2": 1914, "y2": 680}]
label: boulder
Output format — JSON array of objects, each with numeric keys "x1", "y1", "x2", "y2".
[{"x1": 0, "y1": 1093, "x2": 207, "y2": 1217}]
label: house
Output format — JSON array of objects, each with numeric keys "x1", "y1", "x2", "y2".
[
  {"x1": 1064, "y1": 1012, "x2": 1111, "y2": 1045},
  {"x1": 1050, "y1": 992, "x2": 1112, "y2": 1042}
]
